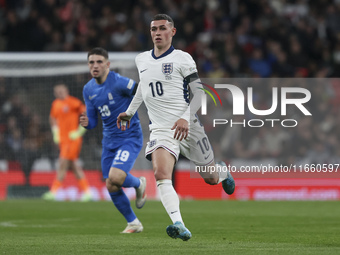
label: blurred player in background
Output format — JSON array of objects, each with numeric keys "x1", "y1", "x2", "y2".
[
  {"x1": 80, "y1": 47, "x2": 146, "y2": 233},
  {"x1": 117, "y1": 14, "x2": 235, "y2": 241},
  {"x1": 43, "y1": 83, "x2": 92, "y2": 201}
]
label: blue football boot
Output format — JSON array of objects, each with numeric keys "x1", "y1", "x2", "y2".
[
  {"x1": 217, "y1": 161, "x2": 235, "y2": 195},
  {"x1": 166, "y1": 221, "x2": 192, "y2": 241}
]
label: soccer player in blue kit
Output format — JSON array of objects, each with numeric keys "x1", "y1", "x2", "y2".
[{"x1": 80, "y1": 47, "x2": 146, "y2": 233}]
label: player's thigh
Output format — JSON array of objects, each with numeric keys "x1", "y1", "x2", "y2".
[
  {"x1": 145, "y1": 129, "x2": 180, "y2": 162},
  {"x1": 111, "y1": 140, "x2": 142, "y2": 173},
  {"x1": 59, "y1": 140, "x2": 82, "y2": 160},
  {"x1": 180, "y1": 122, "x2": 214, "y2": 166},
  {"x1": 101, "y1": 138, "x2": 142, "y2": 179},
  {"x1": 152, "y1": 147, "x2": 176, "y2": 180},
  {"x1": 101, "y1": 148, "x2": 114, "y2": 179}
]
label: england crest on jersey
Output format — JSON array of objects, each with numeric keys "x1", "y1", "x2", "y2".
[
  {"x1": 162, "y1": 63, "x2": 173, "y2": 80},
  {"x1": 162, "y1": 63, "x2": 173, "y2": 75}
]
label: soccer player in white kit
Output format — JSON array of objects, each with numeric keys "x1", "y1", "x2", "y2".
[{"x1": 117, "y1": 14, "x2": 235, "y2": 241}]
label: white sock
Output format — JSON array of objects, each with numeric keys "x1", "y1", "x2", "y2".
[
  {"x1": 128, "y1": 218, "x2": 141, "y2": 225},
  {"x1": 157, "y1": 179, "x2": 183, "y2": 224},
  {"x1": 216, "y1": 163, "x2": 228, "y2": 184}
]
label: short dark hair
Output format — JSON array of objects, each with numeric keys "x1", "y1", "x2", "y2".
[
  {"x1": 152, "y1": 14, "x2": 174, "y2": 27},
  {"x1": 88, "y1": 47, "x2": 108, "y2": 60}
]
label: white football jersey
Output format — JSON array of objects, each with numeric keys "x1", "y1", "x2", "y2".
[{"x1": 135, "y1": 47, "x2": 197, "y2": 130}]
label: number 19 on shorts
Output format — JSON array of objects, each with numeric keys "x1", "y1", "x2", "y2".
[{"x1": 114, "y1": 150, "x2": 130, "y2": 162}]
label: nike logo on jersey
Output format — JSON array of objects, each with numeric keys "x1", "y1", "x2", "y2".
[
  {"x1": 89, "y1": 94, "x2": 97, "y2": 100},
  {"x1": 140, "y1": 69, "x2": 148, "y2": 73},
  {"x1": 204, "y1": 153, "x2": 211, "y2": 160},
  {"x1": 170, "y1": 211, "x2": 178, "y2": 214}
]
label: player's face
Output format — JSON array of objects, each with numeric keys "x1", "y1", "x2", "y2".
[
  {"x1": 88, "y1": 54, "x2": 110, "y2": 79},
  {"x1": 150, "y1": 20, "x2": 176, "y2": 50},
  {"x1": 54, "y1": 85, "x2": 68, "y2": 100}
]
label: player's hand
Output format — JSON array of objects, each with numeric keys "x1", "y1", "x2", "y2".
[
  {"x1": 79, "y1": 112, "x2": 88, "y2": 127},
  {"x1": 69, "y1": 125, "x2": 86, "y2": 140},
  {"x1": 171, "y1": 118, "x2": 189, "y2": 141},
  {"x1": 51, "y1": 126, "x2": 60, "y2": 144},
  {"x1": 117, "y1": 112, "x2": 131, "y2": 131}
]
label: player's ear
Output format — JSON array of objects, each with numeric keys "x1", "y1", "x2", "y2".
[
  {"x1": 107, "y1": 60, "x2": 110, "y2": 69},
  {"x1": 172, "y1": 27, "x2": 176, "y2": 37}
]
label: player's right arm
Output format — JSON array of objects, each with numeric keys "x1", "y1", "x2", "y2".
[
  {"x1": 82, "y1": 88, "x2": 98, "y2": 129},
  {"x1": 49, "y1": 116, "x2": 60, "y2": 144},
  {"x1": 50, "y1": 102, "x2": 60, "y2": 144}
]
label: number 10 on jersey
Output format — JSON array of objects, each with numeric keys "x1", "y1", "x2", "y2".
[{"x1": 149, "y1": 82, "x2": 164, "y2": 97}]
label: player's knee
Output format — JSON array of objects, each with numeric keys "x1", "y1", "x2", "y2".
[
  {"x1": 154, "y1": 168, "x2": 172, "y2": 181},
  {"x1": 107, "y1": 175, "x2": 123, "y2": 187},
  {"x1": 108, "y1": 168, "x2": 126, "y2": 186},
  {"x1": 154, "y1": 171, "x2": 167, "y2": 181},
  {"x1": 106, "y1": 179, "x2": 120, "y2": 193},
  {"x1": 204, "y1": 177, "x2": 218, "y2": 185}
]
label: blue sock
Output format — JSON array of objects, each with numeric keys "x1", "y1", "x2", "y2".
[
  {"x1": 122, "y1": 173, "x2": 140, "y2": 189},
  {"x1": 109, "y1": 189, "x2": 136, "y2": 223}
]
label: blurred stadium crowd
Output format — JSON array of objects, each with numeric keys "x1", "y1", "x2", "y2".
[
  {"x1": 0, "y1": 79, "x2": 54, "y2": 184},
  {"x1": 1, "y1": 0, "x2": 340, "y2": 77},
  {"x1": 0, "y1": 0, "x2": 340, "y2": 176}
]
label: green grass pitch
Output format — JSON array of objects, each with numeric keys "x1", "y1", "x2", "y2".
[{"x1": 0, "y1": 200, "x2": 339, "y2": 255}]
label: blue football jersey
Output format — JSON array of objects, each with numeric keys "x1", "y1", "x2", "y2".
[{"x1": 83, "y1": 71, "x2": 142, "y2": 149}]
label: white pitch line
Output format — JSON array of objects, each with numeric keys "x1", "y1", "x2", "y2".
[{"x1": 0, "y1": 221, "x2": 17, "y2": 227}]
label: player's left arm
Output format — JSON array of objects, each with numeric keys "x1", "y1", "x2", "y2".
[
  {"x1": 117, "y1": 82, "x2": 143, "y2": 131},
  {"x1": 172, "y1": 73, "x2": 204, "y2": 141},
  {"x1": 172, "y1": 53, "x2": 204, "y2": 141},
  {"x1": 181, "y1": 72, "x2": 204, "y2": 119},
  {"x1": 117, "y1": 76, "x2": 143, "y2": 130},
  {"x1": 120, "y1": 76, "x2": 137, "y2": 97}
]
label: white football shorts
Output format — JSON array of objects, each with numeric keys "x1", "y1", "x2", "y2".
[{"x1": 145, "y1": 119, "x2": 214, "y2": 166}]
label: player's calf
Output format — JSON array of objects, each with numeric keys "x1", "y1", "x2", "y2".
[
  {"x1": 216, "y1": 161, "x2": 235, "y2": 195},
  {"x1": 135, "y1": 176, "x2": 147, "y2": 209},
  {"x1": 203, "y1": 177, "x2": 219, "y2": 185}
]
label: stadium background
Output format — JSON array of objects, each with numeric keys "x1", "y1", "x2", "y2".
[{"x1": 0, "y1": 0, "x2": 340, "y2": 201}]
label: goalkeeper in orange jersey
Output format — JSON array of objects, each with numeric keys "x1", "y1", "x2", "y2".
[{"x1": 42, "y1": 83, "x2": 92, "y2": 201}]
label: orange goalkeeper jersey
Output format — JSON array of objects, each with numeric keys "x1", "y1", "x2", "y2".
[{"x1": 50, "y1": 95, "x2": 86, "y2": 143}]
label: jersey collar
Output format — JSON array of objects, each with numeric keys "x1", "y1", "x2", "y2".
[{"x1": 151, "y1": 45, "x2": 175, "y2": 59}]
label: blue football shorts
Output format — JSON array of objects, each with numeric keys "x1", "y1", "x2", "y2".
[{"x1": 101, "y1": 136, "x2": 143, "y2": 179}]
